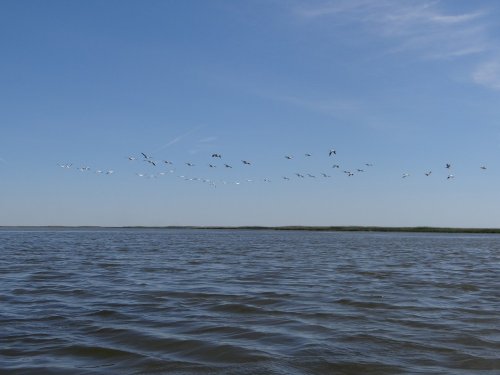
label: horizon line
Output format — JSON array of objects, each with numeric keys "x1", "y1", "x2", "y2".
[{"x1": 1, "y1": 225, "x2": 500, "y2": 234}]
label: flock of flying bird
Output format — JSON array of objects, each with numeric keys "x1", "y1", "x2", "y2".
[{"x1": 58, "y1": 148, "x2": 489, "y2": 188}]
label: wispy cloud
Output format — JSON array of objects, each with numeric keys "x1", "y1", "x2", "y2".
[
  {"x1": 264, "y1": 93, "x2": 359, "y2": 117},
  {"x1": 472, "y1": 60, "x2": 500, "y2": 90},
  {"x1": 198, "y1": 136, "x2": 218, "y2": 144},
  {"x1": 295, "y1": 0, "x2": 491, "y2": 60},
  {"x1": 186, "y1": 136, "x2": 219, "y2": 155},
  {"x1": 153, "y1": 125, "x2": 204, "y2": 153}
]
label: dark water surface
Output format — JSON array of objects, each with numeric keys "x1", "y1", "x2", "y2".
[{"x1": 1, "y1": 228, "x2": 499, "y2": 374}]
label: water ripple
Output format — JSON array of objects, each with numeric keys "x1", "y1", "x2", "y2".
[{"x1": 1, "y1": 228, "x2": 499, "y2": 374}]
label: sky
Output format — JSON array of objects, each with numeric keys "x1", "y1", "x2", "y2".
[{"x1": 1, "y1": 0, "x2": 500, "y2": 227}]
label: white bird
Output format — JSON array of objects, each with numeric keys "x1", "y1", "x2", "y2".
[
  {"x1": 58, "y1": 163, "x2": 72, "y2": 168},
  {"x1": 425, "y1": 171, "x2": 432, "y2": 176},
  {"x1": 128, "y1": 156, "x2": 136, "y2": 161},
  {"x1": 402, "y1": 173, "x2": 409, "y2": 178},
  {"x1": 329, "y1": 149, "x2": 336, "y2": 156},
  {"x1": 285, "y1": 155, "x2": 293, "y2": 160},
  {"x1": 447, "y1": 174, "x2": 455, "y2": 179}
]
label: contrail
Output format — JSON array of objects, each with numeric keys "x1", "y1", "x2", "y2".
[{"x1": 152, "y1": 125, "x2": 204, "y2": 153}]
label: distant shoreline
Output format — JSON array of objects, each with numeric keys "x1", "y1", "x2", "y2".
[{"x1": 2, "y1": 225, "x2": 500, "y2": 234}]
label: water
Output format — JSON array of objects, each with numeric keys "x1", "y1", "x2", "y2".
[{"x1": 1, "y1": 228, "x2": 499, "y2": 374}]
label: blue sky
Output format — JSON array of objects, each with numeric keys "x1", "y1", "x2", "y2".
[{"x1": 1, "y1": 0, "x2": 500, "y2": 227}]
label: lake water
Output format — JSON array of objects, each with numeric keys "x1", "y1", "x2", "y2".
[{"x1": 1, "y1": 228, "x2": 499, "y2": 374}]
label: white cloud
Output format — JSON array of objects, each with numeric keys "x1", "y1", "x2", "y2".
[
  {"x1": 472, "y1": 60, "x2": 500, "y2": 90},
  {"x1": 259, "y1": 91, "x2": 359, "y2": 118},
  {"x1": 198, "y1": 136, "x2": 218, "y2": 143},
  {"x1": 153, "y1": 125, "x2": 204, "y2": 153},
  {"x1": 295, "y1": 0, "x2": 491, "y2": 60}
]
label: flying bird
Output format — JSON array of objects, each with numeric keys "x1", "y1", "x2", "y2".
[
  {"x1": 329, "y1": 149, "x2": 336, "y2": 156},
  {"x1": 480, "y1": 166, "x2": 487, "y2": 170},
  {"x1": 242, "y1": 160, "x2": 251, "y2": 165},
  {"x1": 425, "y1": 171, "x2": 432, "y2": 176},
  {"x1": 186, "y1": 162, "x2": 195, "y2": 167},
  {"x1": 446, "y1": 163, "x2": 451, "y2": 169},
  {"x1": 447, "y1": 174, "x2": 455, "y2": 179},
  {"x1": 285, "y1": 155, "x2": 293, "y2": 160},
  {"x1": 212, "y1": 153, "x2": 222, "y2": 158},
  {"x1": 402, "y1": 173, "x2": 409, "y2": 178},
  {"x1": 224, "y1": 164, "x2": 232, "y2": 168},
  {"x1": 305, "y1": 153, "x2": 312, "y2": 157},
  {"x1": 332, "y1": 164, "x2": 340, "y2": 169}
]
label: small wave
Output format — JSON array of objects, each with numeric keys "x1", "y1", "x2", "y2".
[{"x1": 209, "y1": 303, "x2": 267, "y2": 315}]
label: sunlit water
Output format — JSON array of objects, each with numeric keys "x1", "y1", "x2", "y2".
[{"x1": 1, "y1": 228, "x2": 499, "y2": 374}]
